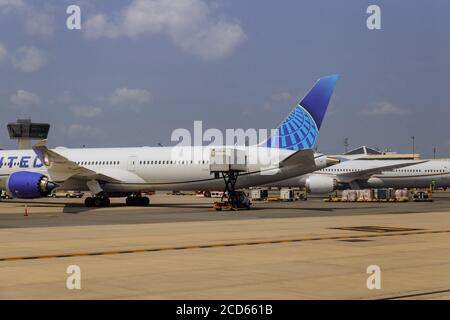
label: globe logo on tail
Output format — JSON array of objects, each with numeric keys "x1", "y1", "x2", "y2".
[
  {"x1": 264, "y1": 104, "x2": 319, "y2": 151},
  {"x1": 261, "y1": 74, "x2": 338, "y2": 151}
]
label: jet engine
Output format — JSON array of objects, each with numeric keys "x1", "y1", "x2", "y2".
[
  {"x1": 6, "y1": 171, "x2": 58, "y2": 198},
  {"x1": 305, "y1": 175, "x2": 337, "y2": 194}
]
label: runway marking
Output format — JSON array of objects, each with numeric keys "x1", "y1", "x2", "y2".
[
  {"x1": 1, "y1": 229, "x2": 450, "y2": 262},
  {"x1": 338, "y1": 239, "x2": 373, "y2": 242},
  {"x1": 380, "y1": 288, "x2": 450, "y2": 300},
  {"x1": 331, "y1": 226, "x2": 423, "y2": 233}
]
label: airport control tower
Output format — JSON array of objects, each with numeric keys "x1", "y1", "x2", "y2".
[{"x1": 7, "y1": 118, "x2": 50, "y2": 149}]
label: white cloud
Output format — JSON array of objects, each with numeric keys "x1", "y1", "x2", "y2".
[
  {"x1": 67, "y1": 124, "x2": 102, "y2": 139},
  {"x1": 50, "y1": 92, "x2": 73, "y2": 105},
  {"x1": 84, "y1": 0, "x2": 246, "y2": 60},
  {"x1": 70, "y1": 106, "x2": 102, "y2": 118},
  {"x1": 263, "y1": 92, "x2": 294, "y2": 111},
  {"x1": 0, "y1": 0, "x2": 24, "y2": 12},
  {"x1": 24, "y1": 12, "x2": 53, "y2": 36},
  {"x1": 0, "y1": 0, "x2": 54, "y2": 36},
  {"x1": 84, "y1": 14, "x2": 118, "y2": 39},
  {"x1": 0, "y1": 0, "x2": 24, "y2": 6},
  {"x1": 271, "y1": 92, "x2": 292, "y2": 102},
  {"x1": 361, "y1": 102, "x2": 408, "y2": 116},
  {"x1": 10, "y1": 89, "x2": 39, "y2": 106},
  {"x1": 12, "y1": 46, "x2": 46, "y2": 72},
  {"x1": 109, "y1": 87, "x2": 152, "y2": 105},
  {"x1": 0, "y1": 43, "x2": 7, "y2": 63}
]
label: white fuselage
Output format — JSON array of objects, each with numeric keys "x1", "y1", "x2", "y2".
[
  {"x1": 270, "y1": 159, "x2": 450, "y2": 189},
  {"x1": 0, "y1": 146, "x2": 322, "y2": 193},
  {"x1": 364, "y1": 161, "x2": 450, "y2": 189}
]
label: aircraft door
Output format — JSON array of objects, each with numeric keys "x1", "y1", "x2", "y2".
[{"x1": 127, "y1": 155, "x2": 137, "y2": 171}]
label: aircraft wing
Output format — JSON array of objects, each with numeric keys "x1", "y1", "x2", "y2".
[
  {"x1": 336, "y1": 160, "x2": 429, "y2": 180},
  {"x1": 32, "y1": 140, "x2": 123, "y2": 183}
]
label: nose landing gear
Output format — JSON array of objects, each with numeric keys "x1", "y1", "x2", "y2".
[{"x1": 212, "y1": 170, "x2": 252, "y2": 211}]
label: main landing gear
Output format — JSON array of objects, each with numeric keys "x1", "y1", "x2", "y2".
[
  {"x1": 125, "y1": 193, "x2": 150, "y2": 206},
  {"x1": 85, "y1": 180, "x2": 110, "y2": 207},
  {"x1": 84, "y1": 194, "x2": 150, "y2": 207},
  {"x1": 85, "y1": 195, "x2": 110, "y2": 207}
]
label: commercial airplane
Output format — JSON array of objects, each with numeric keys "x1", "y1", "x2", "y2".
[
  {"x1": 0, "y1": 75, "x2": 339, "y2": 207},
  {"x1": 268, "y1": 158, "x2": 450, "y2": 193}
]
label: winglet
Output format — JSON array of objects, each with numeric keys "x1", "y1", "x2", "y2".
[
  {"x1": 32, "y1": 139, "x2": 47, "y2": 148},
  {"x1": 32, "y1": 139, "x2": 49, "y2": 164}
]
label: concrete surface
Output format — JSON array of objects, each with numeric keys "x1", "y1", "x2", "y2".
[{"x1": 0, "y1": 191, "x2": 449, "y2": 299}]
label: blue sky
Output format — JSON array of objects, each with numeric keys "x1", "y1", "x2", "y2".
[{"x1": 0, "y1": 0, "x2": 449, "y2": 157}]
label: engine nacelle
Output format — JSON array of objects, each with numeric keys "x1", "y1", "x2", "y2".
[
  {"x1": 7, "y1": 172, "x2": 58, "y2": 199},
  {"x1": 305, "y1": 175, "x2": 337, "y2": 194}
]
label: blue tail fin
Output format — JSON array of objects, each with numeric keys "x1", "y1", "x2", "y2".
[{"x1": 261, "y1": 74, "x2": 338, "y2": 151}]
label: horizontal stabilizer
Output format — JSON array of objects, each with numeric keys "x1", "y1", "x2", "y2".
[{"x1": 279, "y1": 149, "x2": 315, "y2": 168}]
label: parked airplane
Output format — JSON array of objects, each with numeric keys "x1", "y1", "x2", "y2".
[
  {"x1": 0, "y1": 75, "x2": 339, "y2": 207},
  {"x1": 268, "y1": 158, "x2": 450, "y2": 193},
  {"x1": 361, "y1": 160, "x2": 450, "y2": 190}
]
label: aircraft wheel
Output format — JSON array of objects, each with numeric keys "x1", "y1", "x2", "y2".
[
  {"x1": 85, "y1": 197, "x2": 94, "y2": 207},
  {"x1": 94, "y1": 197, "x2": 103, "y2": 207},
  {"x1": 102, "y1": 197, "x2": 111, "y2": 207},
  {"x1": 126, "y1": 196, "x2": 134, "y2": 206},
  {"x1": 140, "y1": 197, "x2": 150, "y2": 206}
]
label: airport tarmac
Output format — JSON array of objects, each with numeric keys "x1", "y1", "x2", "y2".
[{"x1": 1, "y1": 191, "x2": 450, "y2": 299}]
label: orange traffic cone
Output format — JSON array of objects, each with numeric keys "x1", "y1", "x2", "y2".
[{"x1": 24, "y1": 204, "x2": 28, "y2": 217}]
